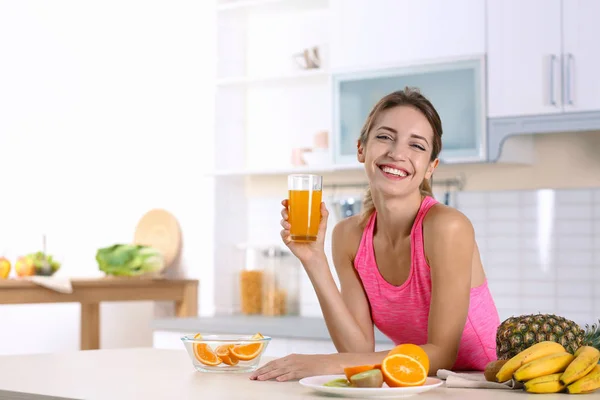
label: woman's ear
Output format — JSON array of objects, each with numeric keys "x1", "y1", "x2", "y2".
[
  {"x1": 425, "y1": 158, "x2": 439, "y2": 180},
  {"x1": 357, "y1": 140, "x2": 366, "y2": 163}
]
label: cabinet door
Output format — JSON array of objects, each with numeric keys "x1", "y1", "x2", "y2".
[
  {"x1": 562, "y1": 0, "x2": 600, "y2": 113},
  {"x1": 486, "y1": 0, "x2": 562, "y2": 117},
  {"x1": 330, "y1": 0, "x2": 485, "y2": 71},
  {"x1": 333, "y1": 58, "x2": 486, "y2": 165}
]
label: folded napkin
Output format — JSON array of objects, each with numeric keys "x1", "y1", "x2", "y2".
[
  {"x1": 25, "y1": 276, "x2": 73, "y2": 294},
  {"x1": 437, "y1": 369, "x2": 524, "y2": 390}
]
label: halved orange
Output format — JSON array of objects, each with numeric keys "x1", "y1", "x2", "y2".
[
  {"x1": 381, "y1": 354, "x2": 427, "y2": 387},
  {"x1": 230, "y1": 332, "x2": 264, "y2": 361},
  {"x1": 387, "y1": 344, "x2": 430, "y2": 375},
  {"x1": 343, "y1": 364, "x2": 380, "y2": 380},
  {"x1": 216, "y1": 344, "x2": 239, "y2": 366}
]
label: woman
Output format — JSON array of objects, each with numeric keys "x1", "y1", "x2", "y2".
[{"x1": 250, "y1": 88, "x2": 500, "y2": 382}]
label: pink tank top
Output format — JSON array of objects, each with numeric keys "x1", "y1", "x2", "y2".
[{"x1": 354, "y1": 196, "x2": 500, "y2": 371}]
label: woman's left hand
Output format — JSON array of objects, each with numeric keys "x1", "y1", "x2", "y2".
[{"x1": 249, "y1": 353, "x2": 338, "y2": 382}]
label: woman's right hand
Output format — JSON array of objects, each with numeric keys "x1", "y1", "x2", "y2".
[{"x1": 280, "y1": 199, "x2": 329, "y2": 265}]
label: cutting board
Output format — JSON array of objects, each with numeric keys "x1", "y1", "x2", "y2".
[{"x1": 133, "y1": 209, "x2": 181, "y2": 270}]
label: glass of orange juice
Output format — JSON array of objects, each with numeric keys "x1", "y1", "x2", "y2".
[{"x1": 288, "y1": 174, "x2": 323, "y2": 242}]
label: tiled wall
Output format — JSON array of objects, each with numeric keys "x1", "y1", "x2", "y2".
[
  {"x1": 233, "y1": 188, "x2": 600, "y2": 328},
  {"x1": 459, "y1": 188, "x2": 600, "y2": 327}
]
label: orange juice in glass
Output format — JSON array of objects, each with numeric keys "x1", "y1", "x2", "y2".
[{"x1": 288, "y1": 174, "x2": 323, "y2": 242}]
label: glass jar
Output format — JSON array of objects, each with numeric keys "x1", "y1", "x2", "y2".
[
  {"x1": 239, "y1": 247, "x2": 264, "y2": 315},
  {"x1": 261, "y1": 246, "x2": 300, "y2": 317}
]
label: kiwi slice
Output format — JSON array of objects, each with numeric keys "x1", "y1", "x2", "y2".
[
  {"x1": 323, "y1": 378, "x2": 351, "y2": 387},
  {"x1": 350, "y1": 369, "x2": 384, "y2": 388}
]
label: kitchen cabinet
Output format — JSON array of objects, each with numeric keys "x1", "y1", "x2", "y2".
[
  {"x1": 330, "y1": 0, "x2": 485, "y2": 72},
  {"x1": 333, "y1": 57, "x2": 487, "y2": 165},
  {"x1": 487, "y1": 0, "x2": 600, "y2": 117},
  {"x1": 562, "y1": 0, "x2": 600, "y2": 113}
]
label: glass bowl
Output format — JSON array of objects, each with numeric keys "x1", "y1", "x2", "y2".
[{"x1": 181, "y1": 333, "x2": 271, "y2": 373}]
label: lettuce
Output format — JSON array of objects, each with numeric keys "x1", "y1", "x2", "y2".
[{"x1": 96, "y1": 244, "x2": 165, "y2": 276}]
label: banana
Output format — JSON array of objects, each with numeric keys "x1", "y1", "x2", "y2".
[
  {"x1": 495, "y1": 341, "x2": 567, "y2": 382},
  {"x1": 566, "y1": 365, "x2": 600, "y2": 394},
  {"x1": 560, "y1": 345, "x2": 600, "y2": 385},
  {"x1": 513, "y1": 352, "x2": 574, "y2": 382},
  {"x1": 523, "y1": 373, "x2": 565, "y2": 394}
]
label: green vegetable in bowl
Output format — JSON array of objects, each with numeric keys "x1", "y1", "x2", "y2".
[
  {"x1": 96, "y1": 244, "x2": 165, "y2": 277},
  {"x1": 27, "y1": 251, "x2": 61, "y2": 276}
]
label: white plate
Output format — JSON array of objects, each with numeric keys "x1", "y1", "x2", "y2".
[{"x1": 299, "y1": 374, "x2": 444, "y2": 398}]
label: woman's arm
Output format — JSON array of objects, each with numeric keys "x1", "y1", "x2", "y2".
[
  {"x1": 420, "y1": 206, "x2": 474, "y2": 373},
  {"x1": 308, "y1": 218, "x2": 375, "y2": 353}
]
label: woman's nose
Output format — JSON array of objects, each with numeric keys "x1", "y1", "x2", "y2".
[{"x1": 387, "y1": 143, "x2": 407, "y2": 161}]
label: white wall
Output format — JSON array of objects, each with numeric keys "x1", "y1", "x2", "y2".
[{"x1": 0, "y1": 0, "x2": 215, "y2": 355}]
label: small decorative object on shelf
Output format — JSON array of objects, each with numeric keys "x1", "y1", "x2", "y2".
[{"x1": 293, "y1": 46, "x2": 320, "y2": 70}]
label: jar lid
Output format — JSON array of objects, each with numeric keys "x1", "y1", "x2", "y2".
[{"x1": 262, "y1": 247, "x2": 291, "y2": 258}]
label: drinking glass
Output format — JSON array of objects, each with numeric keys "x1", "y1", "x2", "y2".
[{"x1": 287, "y1": 174, "x2": 323, "y2": 242}]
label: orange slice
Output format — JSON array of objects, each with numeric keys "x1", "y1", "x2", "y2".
[
  {"x1": 381, "y1": 354, "x2": 427, "y2": 387},
  {"x1": 343, "y1": 364, "x2": 380, "y2": 380},
  {"x1": 192, "y1": 333, "x2": 221, "y2": 366},
  {"x1": 216, "y1": 344, "x2": 239, "y2": 366},
  {"x1": 230, "y1": 332, "x2": 264, "y2": 361},
  {"x1": 387, "y1": 344, "x2": 430, "y2": 375}
]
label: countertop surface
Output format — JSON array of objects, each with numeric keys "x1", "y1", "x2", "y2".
[
  {"x1": 0, "y1": 348, "x2": 568, "y2": 399},
  {"x1": 152, "y1": 315, "x2": 393, "y2": 343}
]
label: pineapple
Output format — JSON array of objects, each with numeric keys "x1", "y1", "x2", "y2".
[{"x1": 496, "y1": 313, "x2": 600, "y2": 360}]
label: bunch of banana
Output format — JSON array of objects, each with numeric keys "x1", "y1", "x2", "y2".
[
  {"x1": 563, "y1": 346, "x2": 600, "y2": 394},
  {"x1": 495, "y1": 341, "x2": 600, "y2": 394}
]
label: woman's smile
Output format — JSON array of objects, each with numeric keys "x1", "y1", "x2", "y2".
[{"x1": 377, "y1": 163, "x2": 411, "y2": 181}]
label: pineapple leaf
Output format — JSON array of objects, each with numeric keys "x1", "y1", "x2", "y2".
[{"x1": 583, "y1": 319, "x2": 600, "y2": 350}]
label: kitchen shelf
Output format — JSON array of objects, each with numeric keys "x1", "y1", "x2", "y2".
[
  {"x1": 217, "y1": 69, "x2": 330, "y2": 87},
  {"x1": 218, "y1": 0, "x2": 329, "y2": 12},
  {"x1": 209, "y1": 163, "x2": 363, "y2": 177}
]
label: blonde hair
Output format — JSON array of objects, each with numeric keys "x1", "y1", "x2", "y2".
[{"x1": 359, "y1": 88, "x2": 443, "y2": 226}]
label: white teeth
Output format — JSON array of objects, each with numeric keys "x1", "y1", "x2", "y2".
[{"x1": 381, "y1": 166, "x2": 407, "y2": 177}]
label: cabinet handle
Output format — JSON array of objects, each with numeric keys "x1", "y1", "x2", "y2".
[
  {"x1": 566, "y1": 53, "x2": 574, "y2": 105},
  {"x1": 549, "y1": 55, "x2": 557, "y2": 106}
]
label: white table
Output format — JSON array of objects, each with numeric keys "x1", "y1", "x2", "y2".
[{"x1": 0, "y1": 348, "x2": 575, "y2": 399}]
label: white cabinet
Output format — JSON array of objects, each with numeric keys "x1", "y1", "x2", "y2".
[
  {"x1": 562, "y1": 0, "x2": 600, "y2": 113},
  {"x1": 330, "y1": 0, "x2": 485, "y2": 71},
  {"x1": 487, "y1": 0, "x2": 600, "y2": 118},
  {"x1": 486, "y1": 0, "x2": 562, "y2": 118},
  {"x1": 333, "y1": 57, "x2": 487, "y2": 164}
]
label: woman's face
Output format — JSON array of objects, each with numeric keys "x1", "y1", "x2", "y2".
[{"x1": 357, "y1": 105, "x2": 438, "y2": 198}]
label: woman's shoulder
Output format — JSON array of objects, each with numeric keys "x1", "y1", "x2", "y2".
[
  {"x1": 423, "y1": 202, "x2": 475, "y2": 239},
  {"x1": 332, "y1": 214, "x2": 366, "y2": 260}
]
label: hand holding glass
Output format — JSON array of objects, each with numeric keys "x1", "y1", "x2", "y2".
[{"x1": 287, "y1": 174, "x2": 323, "y2": 242}]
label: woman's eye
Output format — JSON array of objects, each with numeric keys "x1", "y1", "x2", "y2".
[
  {"x1": 376, "y1": 134, "x2": 391, "y2": 140},
  {"x1": 411, "y1": 144, "x2": 426, "y2": 151}
]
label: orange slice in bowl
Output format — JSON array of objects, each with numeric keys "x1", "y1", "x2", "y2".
[
  {"x1": 192, "y1": 333, "x2": 221, "y2": 366},
  {"x1": 230, "y1": 332, "x2": 264, "y2": 361},
  {"x1": 216, "y1": 344, "x2": 239, "y2": 366},
  {"x1": 381, "y1": 354, "x2": 427, "y2": 387}
]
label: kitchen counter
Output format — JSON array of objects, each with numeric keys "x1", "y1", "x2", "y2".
[
  {"x1": 0, "y1": 348, "x2": 556, "y2": 399},
  {"x1": 152, "y1": 315, "x2": 393, "y2": 343}
]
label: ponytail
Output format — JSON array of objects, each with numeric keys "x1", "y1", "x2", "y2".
[
  {"x1": 360, "y1": 187, "x2": 375, "y2": 227},
  {"x1": 419, "y1": 178, "x2": 434, "y2": 197}
]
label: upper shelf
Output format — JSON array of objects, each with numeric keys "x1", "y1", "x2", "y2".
[
  {"x1": 217, "y1": 0, "x2": 329, "y2": 13},
  {"x1": 208, "y1": 163, "x2": 364, "y2": 177},
  {"x1": 217, "y1": 69, "x2": 330, "y2": 87}
]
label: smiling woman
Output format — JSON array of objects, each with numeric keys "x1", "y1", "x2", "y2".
[{"x1": 251, "y1": 88, "x2": 500, "y2": 383}]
